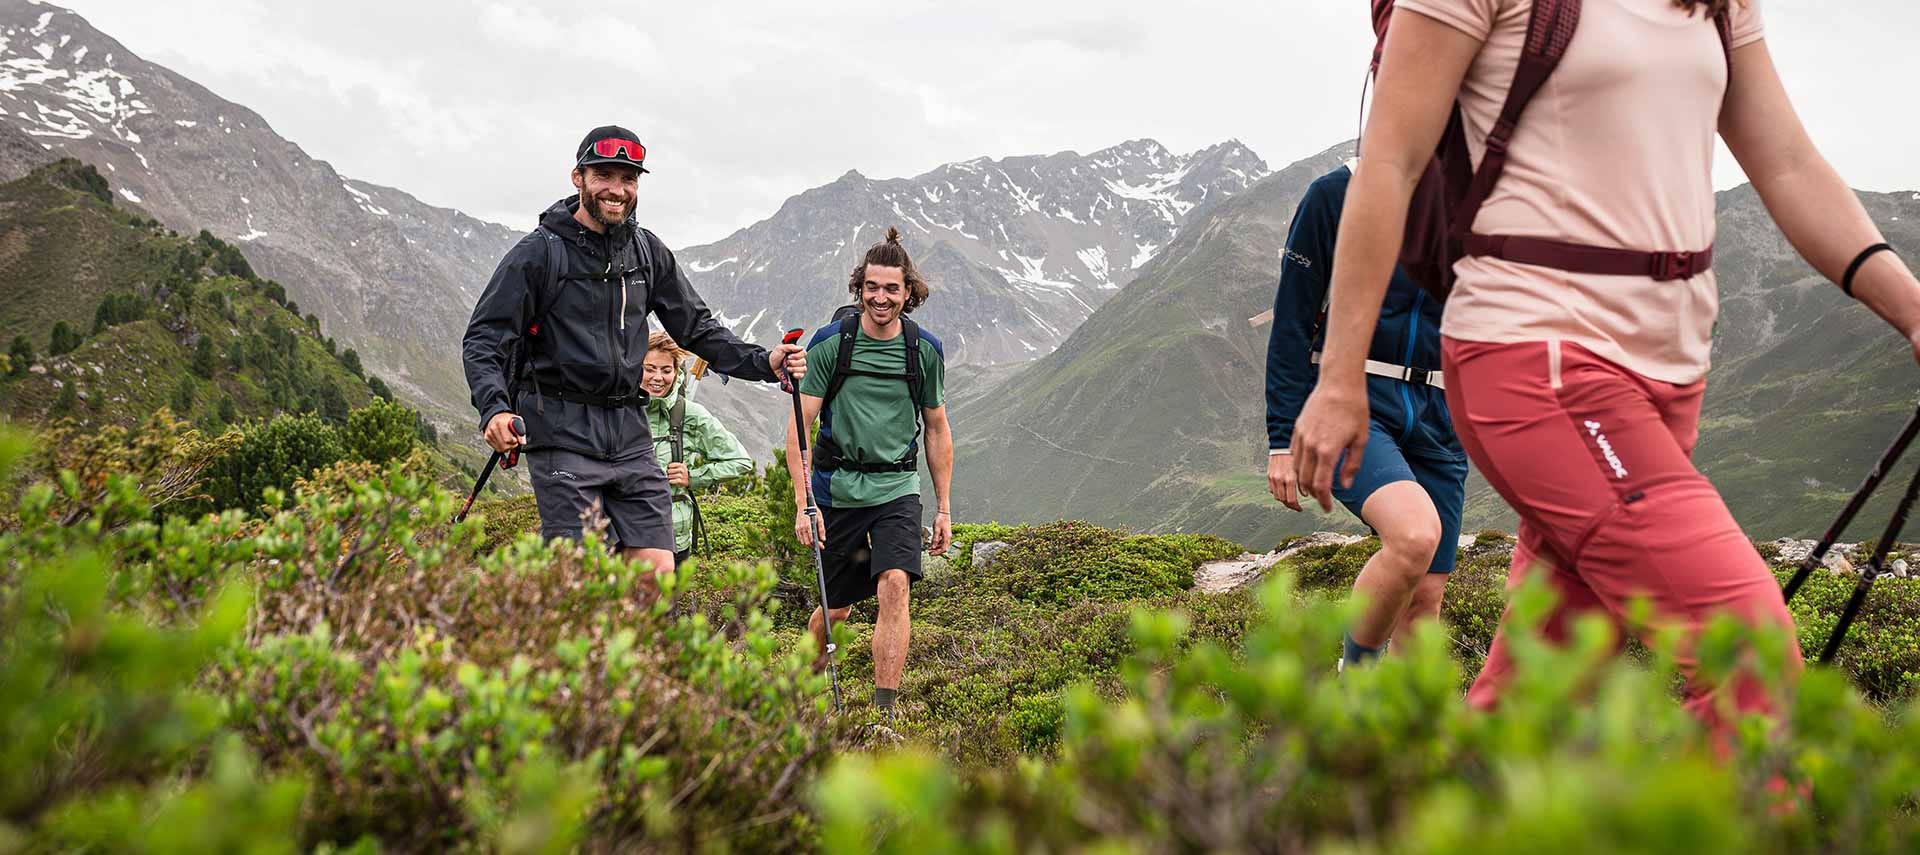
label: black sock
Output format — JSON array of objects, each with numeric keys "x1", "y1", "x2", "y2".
[{"x1": 874, "y1": 687, "x2": 898, "y2": 710}]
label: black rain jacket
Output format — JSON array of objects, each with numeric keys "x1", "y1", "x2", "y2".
[{"x1": 463, "y1": 196, "x2": 776, "y2": 460}]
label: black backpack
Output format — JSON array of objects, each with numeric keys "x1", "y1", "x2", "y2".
[{"x1": 814, "y1": 305, "x2": 924, "y2": 474}]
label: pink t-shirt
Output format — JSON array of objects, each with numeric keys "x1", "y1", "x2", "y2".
[{"x1": 1395, "y1": 0, "x2": 1764, "y2": 384}]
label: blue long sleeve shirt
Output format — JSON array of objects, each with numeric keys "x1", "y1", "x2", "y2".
[{"x1": 1265, "y1": 165, "x2": 1451, "y2": 453}]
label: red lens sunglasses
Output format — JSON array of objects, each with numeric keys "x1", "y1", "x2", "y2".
[{"x1": 585, "y1": 138, "x2": 645, "y2": 163}]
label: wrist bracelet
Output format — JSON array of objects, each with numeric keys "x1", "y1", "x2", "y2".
[{"x1": 1842, "y1": 243, "x2": 1896, "y2": 298}]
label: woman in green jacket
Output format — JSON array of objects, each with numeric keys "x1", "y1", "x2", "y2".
[{"x1": 642, "y1": 332, "x2": 755, "y2": 564}]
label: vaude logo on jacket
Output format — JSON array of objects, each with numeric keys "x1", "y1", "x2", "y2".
[
  {"x1": 1585, "y1": 420, "x2": 1629, "y2": 479},
  {"x1": 1283, "y1": 247, "x2": 1315, "y2": 270}
]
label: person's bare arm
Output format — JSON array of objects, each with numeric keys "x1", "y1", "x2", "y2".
[
  {"x1": 1718, "y1": 38, "x2": 1920, "y2": 350},
  {"x1": 923, "y1": 405, "x2": 953, "y2": 554},
  {"x1": 785, "y1": 393, "x2": 825, "y2": 545},
  {"x1": 1292, "y1": 11, "x2": 1483, "y2": 511}
]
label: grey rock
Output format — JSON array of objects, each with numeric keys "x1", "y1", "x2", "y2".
[
  {"x1": 971, "y1": 540, "x2": 1012, "y2": 571},
  {"x1": 1192, "y1": 531, "x2": 1367, "y2": 595}
]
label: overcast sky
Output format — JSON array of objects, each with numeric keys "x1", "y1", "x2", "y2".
[{"x1": 61, "y1": 0, "x2": 1920, "y2": 247}]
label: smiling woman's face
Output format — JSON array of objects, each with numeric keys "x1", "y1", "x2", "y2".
[{"x1": 642, "y1": 348, "x2": 678, "y2": 397}]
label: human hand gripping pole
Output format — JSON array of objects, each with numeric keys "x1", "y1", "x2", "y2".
[
  {"x1": 783, "y1": 328, "x2": 843, "y2": 712},
  {"x1": 454, "y1": 415, "x2": 523, "y2": 525}
]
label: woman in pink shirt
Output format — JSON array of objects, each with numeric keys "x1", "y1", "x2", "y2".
[{"x1": 1293, "y1": 0, "x2": 1920, "y2": 731}]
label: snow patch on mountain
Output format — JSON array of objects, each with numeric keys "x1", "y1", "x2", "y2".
[{"x1": 343, "y1": 183, "x2": 390, "y2": 217}]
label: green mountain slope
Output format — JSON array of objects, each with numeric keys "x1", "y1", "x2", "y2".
[
  {"x1": 951, "y1": 143, "x2": 1357, "y2": 544},
  {"x1": 0, "y1": 159, "x2": 386, "y2": 431},
  {"x1": 955, "y1": 145, "x2": 1920, "y2": 545}
]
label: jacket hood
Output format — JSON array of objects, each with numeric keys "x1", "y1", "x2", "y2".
[
  {"x1": 539, "y1": 195, "x2": 637, "y2": 246},
  {"x1": 645, "y1": 372, "x2": 687, "y2": 412}
]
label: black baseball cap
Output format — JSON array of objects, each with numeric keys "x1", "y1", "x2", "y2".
[{"x1": 575, "y1": 125, "x2": 650, "y2": 173}]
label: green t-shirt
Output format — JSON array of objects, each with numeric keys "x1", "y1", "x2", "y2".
[{"x1": 800, "y1": 319, "x2": 946, "y2": 508}]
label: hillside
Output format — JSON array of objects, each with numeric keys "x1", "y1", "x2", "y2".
[
  {"x1": 954, "y1": 143, "x2": 1920, "y2": 544},
  {"x1": 0, "y1": 159, "x2": 385, "y2": 432},
  {"x1": 950, "y1": 142, "x2": 1356, "y2": 542},
  {"x1": 668, "y1": 139, "x2": 1270, "y2": 461},
  {"x1": 0, "y1": 0, "x2": 519, "y2": 430}
]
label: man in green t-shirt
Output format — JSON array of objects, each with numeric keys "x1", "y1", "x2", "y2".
[{"x1": 786, "y1": 227, "x2": 954, "y2": 723}]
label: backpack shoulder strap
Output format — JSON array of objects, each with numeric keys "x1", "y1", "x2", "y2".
[
  {"x1": 1451, "y1": 0, "x2": 1581, "y2": 237},
  {"x1": 902, "y1": 318, "x2": 924, "y2": 412},
  {"x1": 530, "y1": 226, "x2": 569, "y2": 334},
  {"x1": 819, "y1": 317, "x2": 860, "y2": 411},
  {"x1": 669, "y1": 393, "x2": 687, "y2": 464}
]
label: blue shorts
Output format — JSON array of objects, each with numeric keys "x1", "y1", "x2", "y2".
[{"x1": 1332, "y1": 421, "x2": 1469, "y2": 574}]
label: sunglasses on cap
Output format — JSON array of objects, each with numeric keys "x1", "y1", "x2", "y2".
[{"x1": 580, "y1": 137, "x2": 646, "y2": 164}]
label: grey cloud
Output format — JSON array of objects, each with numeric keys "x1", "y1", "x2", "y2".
[{"x1": 60, "y1": 0, "x2": 1920, "y2": 247}]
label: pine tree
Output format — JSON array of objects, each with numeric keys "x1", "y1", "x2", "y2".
[
  {"x1": 48, "y1": 322, "x2": 81, "y2": 356},
  {"x1": 192, "y1": 336, "x2": 217, "y2": 379},
  {"x1": 51, "y1": 383, "x2": 77, "y2": 416},
  {"x1": 8, "y1": 336, "x2": 32, "y2": 377},
  {"x1": 172, "y1": 379, "x2": 195, "y2": 415},
  {"x1": 217, "y1": 396, "x2": 237, "y2": 426}
]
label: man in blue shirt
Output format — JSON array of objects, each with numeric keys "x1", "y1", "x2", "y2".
[{"x1": 1265, "y1": 160, "x2": 1469, "y2": 669}]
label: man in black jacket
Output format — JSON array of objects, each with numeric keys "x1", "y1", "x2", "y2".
[{"x1": 463, "y1": 125, "x2": 805, "y2": 586}]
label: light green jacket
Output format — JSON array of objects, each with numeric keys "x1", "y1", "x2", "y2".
[{"x1": 645, "y1": 377, "x2": 753, "y2": 553}]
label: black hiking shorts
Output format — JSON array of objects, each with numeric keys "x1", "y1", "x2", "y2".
[
  {"x1": 819, "y1": 494, "x2": 923, "y2": 609},
  {"x1": 524, "y1": 446, "x2": 675, "y2": 552}
]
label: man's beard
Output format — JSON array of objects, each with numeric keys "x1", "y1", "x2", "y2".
[{"x1": 585, "y1": 194, "x2": 630, "y2": 228}]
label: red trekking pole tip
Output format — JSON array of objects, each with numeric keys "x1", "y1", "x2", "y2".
[{"x1": 782, "y1": 328, "x2": 805, "y2": 345}]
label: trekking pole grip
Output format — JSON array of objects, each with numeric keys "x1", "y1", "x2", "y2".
[
  {"x1": 780, "y1": 328, "x2": 805, "y2": 392},
  {"x1": 505, "y1": 416, "x2": 525, "y2": 468}
]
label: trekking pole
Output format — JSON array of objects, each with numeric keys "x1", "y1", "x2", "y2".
[
  {"x1": 453, "y1": 416, "x2": 523, "y2": 525},
  {"x1": 1782, "y1": 400, "x2": 1920, "y2": 601},
  {"x1": 782, "y1": 329, "x2": 842, "y2": 712},
  {"x1": 1818, "y1": 459, "x2": 1920, "y2": 664}
]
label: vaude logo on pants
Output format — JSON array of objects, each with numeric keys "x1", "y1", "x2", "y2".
[
  {"x1": 1584, "y1": 420, "x2": 1629, "y2": 479},
  {"x1": 549, "y1": 470, "x2": 578, "y2": 481}
]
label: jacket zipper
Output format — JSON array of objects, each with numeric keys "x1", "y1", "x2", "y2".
[{"x1": 604, "y1": 257, "x2": 620, "y2": 394}]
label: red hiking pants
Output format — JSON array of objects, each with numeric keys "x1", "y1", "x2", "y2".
[{"x1": 1443, "y1": 338, "x2": 1801, "y2": 728}]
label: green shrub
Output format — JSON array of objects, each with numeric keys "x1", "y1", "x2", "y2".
[
  {"x1": 203, "y1": 412, "x2": 345, "y2": 511},
  {"x1": 48, "y1": 320, "x2": 81, "y2": 356},
  {"x1": 7, "y1": 335, "x2": 31, "y2": 377},
  {"x1": 1290, "y1": 537, "x2": 1382, "y2": 591},
  {"x1": 815, "y1": 574, "x2": 1911, "y2": 854},
  {"x1": 974, "y1": 520, "x2": 1243, "y2": 606},
  {"x1": 342, "y1": 397, "x2": 417, "y2": 465}
]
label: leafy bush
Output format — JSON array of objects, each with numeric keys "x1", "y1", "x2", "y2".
[
  {"x1": 48, "y1": 320, "x2": 81, "y2": 356},
  {"x1": 202, "y1": 412, "x2": 345, "y2": 511},
  {"x1": 972, "y1": 520, "x2": 1243, "y2": 605},
  {"x1": 7, "y1": 335, "x2": 31, "y2": 377},
  {"x1": 815, "y1": 574, "x2": 1915, "y2": 853},
  {"x1": 342, "y1": 397, "x2": 417, "y2": 465}
]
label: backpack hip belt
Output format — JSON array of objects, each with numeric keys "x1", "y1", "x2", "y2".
[
  {"x1": 1464, "y1": 235, "x2": 1713, "y2": 282},
  {"x1": 539, "y1": 387, "x2": 648, "y2": 410},
  {"x1": 816, "y1": 433, "x2": 918, "y2": 474},
  {"x1": 1311, "y1": 351, "x2": 1444, "y2": 390}
]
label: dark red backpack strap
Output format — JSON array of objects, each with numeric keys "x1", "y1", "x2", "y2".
[{"x1": 1451, "y1": 0, "x2": 1581, "y2": 238}]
